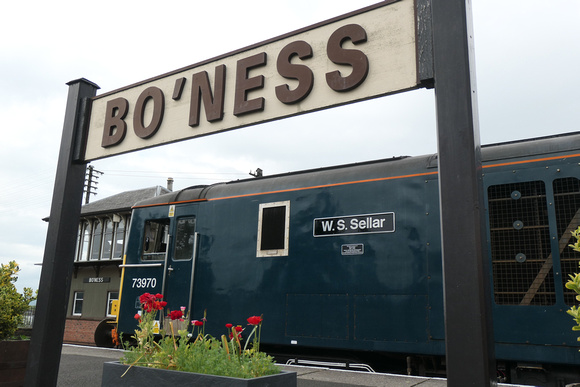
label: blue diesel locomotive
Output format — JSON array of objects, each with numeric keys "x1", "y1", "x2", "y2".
[{"x1": 115, "y1": 132, "x2": 580, "y2": 385}]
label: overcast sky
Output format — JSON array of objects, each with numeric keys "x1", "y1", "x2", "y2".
[{"x1": 1, "y1": 0, "x2": 579, "y2": 292}]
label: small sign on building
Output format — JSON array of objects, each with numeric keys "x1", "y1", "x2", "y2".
[{"x1": 83, "y1": 277, "x2": 111, "y2": 283}]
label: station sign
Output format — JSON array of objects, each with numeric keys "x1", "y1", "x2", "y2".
[
  {"x1": 83, "y1": 277, "x2": 111, "y2": 283},
  {"x1": 83, "y1": 0, "x2": 419, "y2": 161}
]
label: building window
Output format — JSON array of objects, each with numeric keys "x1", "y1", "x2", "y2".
[
  {"x1": 256, "y1": 201, "x2": 290, "y2": 257},
  {"x1": 75, "y1": 215, "x2": 129, "y2": 262},
  {"x1": 78, "y1": 221, "x2": 91, "y2": 261},
  {"x1": 75, "y1": 225, "x2": 81, "y2": 262},
  {"x1": 113, "y1": 216, "x2": 127, "y2": 260},
  {"x1": 101, "y1": 219, "x2": 114, "y2": 260},
  {"x1": 73, "y1": 291, "x2": 84, "y2": 316},
  {"x1": 75, "y1": 224, "x2": 81, "y2": 262},
  {"x1": 107, "y1": 291, "x2": 119, "y2": 317},
  {"x1": 90, "y1": 220, "x2": 103, "y2": 260}
]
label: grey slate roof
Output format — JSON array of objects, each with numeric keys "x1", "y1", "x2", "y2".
[{"x1": 80, "y1": 186, "x2": 171, "y2": 216}]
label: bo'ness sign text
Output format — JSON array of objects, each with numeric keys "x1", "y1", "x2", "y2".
[{"x1": 83, "y1": 0, "x2": 418, "y2": 161}]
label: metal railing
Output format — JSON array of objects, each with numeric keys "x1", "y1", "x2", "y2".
[{"x1": 18, "y1": 305, "x2": 35, "y2": 329}]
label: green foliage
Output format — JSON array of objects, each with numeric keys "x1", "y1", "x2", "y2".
[
  {"x1": 0, "y1": 261, "x2": 36, "y2": 341},
  {"x1": 126, "y1": 334, "x2": 279, "y2": 378},
  {"x1": 120, "y1": 294, "x2": 279, "y2": 379},
  {"x1": 565, "y1": 227, "x2": 580, "y2": 338}
]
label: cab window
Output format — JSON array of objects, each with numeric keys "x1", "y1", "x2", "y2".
[
  {"x1": 142, "y1": 219, "x2": 170, "y2": 261},
  {"x1": 174, "y1": 217, "x2": 196, "y2": 260}
]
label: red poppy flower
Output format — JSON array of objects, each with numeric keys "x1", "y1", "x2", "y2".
[
  {"x1": 139, "y1": 293, "x2": 151, "y2": 304},
  {"x1": 155, "y1": 293, "x2": 163, "y2": 299},
  {"x1": 192, "y1": 320, "x2": 204, "y2": 326},
  {"x1": 168, "y1": 310, "x2": 183, "y2": 320},
  {"x1": 159, "y1": 301, "x2": 167, "y2": 307},
  {"x1": 134, "y1": 313, "x2": 141, "y2": 320},
  {"x1": 235, "y1": 325, "x2": 243, "y2": 332},
  {"x1": 247, "y1": 316, "x2": 262, "y2": 326},
  {"x1": 225, "y1": 323, "x2": 233, "y2": 329}
]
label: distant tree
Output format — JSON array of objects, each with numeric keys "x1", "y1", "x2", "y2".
[{"x1": 0, "y1": 261, "x2": 36, "y2": 340}]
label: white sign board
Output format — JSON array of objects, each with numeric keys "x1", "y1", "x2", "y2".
[{"x1": 84, "y1": 0, "x2": 418, "y2": 161}]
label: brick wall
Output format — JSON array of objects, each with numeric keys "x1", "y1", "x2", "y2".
[{"x1": 63, "y1": 318, "x2": 100, "y2": 346}]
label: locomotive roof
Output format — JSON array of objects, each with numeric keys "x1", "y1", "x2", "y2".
[
  {"x1": 133, "y1": 154, "x2": 422, "y2": 207},
  {"x1": 133, "y1": 131, "x2": 580, "y2": 208},
  {"x1": 481, "y1": 131, "x2": 580, "y2": 162}
]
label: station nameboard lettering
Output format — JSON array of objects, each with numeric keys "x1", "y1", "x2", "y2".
[
  {"x1": 83, "y1": 0, "x2": 419, "y2": 161},
  {"x1": 313, "y1": 212, "x2": 395, "y2": 237},
  {"x1": 83, "y1": 277, "x2": 111, "y2": 283}
]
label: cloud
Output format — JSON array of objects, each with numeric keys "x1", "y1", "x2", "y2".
[{"x1": 0, "y1": 242, "x2": 45, "y2": 292}]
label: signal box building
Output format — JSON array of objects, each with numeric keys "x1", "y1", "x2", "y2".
[{"x1": 62, "y1": 184, "x2": 171, "y2": 345}]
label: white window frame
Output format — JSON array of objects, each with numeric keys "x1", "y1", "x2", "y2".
[
  {"x1": 77, "y1": 221, "x2": 91, "y2": 261},
  {"x1": 101, "y1": 218, "x2": 114, "y2": 260},
  {"x1": 256, "y1": 201, "x2": 290, "y2": 257},
  {"x1": 90, "y1": 219, "x2": 103, "y2": 261},
  {"x1": 106, "y1": 291, "x2": 119, "y2": 317},
  {"x1": 72, "y1": 291, "x2": 84, "y2": 316},
  {"x1": 112, "y1": 215, "x2": 127, "y2": 260}
]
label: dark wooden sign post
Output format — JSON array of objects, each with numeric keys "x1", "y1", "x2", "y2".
[
  {"x1": 432, "y1": 1, "x2": 496, "y2": 386},
  {"x1": 25, "y1": 1, "x2": 495, "y2": 386},
  {"x1": 25, "y1": 79, "x2": 99, "y2": 386}
]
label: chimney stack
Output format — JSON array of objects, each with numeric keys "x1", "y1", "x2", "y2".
[{"x1": 167, "y1": 177, "x2": 174, "y2": 192}]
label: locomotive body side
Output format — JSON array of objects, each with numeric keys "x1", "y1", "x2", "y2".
[
  {"x1": 116, "y1": 133, "x2": 580, "y2": 381},
  {"x1": 483, "y1": 141, "x2": 580, "y2": 367}
]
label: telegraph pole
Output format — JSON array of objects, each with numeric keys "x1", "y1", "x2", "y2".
[{"x1": 84, "y1": 165, "x2": 103, "y2": 204}]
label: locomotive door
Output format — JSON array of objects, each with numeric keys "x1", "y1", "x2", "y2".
[{"x1": 162, "y1": 205, "x2": 199, "y2": 324}]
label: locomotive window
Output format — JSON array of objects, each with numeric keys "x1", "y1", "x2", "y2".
[
  {"x1": 174, "y1": 217, "x2": 196, "y2": 260},
  {"x1": 487, "y1": 181, "x2": 554, "y2": 306},
  {"x1": 142, "y1": 219, "x2": 170, "y2": 261},
  {"x1": 257, "y1": 201, "x2": 290, "y2": 257},
  {"x1": 553, "y1": 177, "x2": 580, "y2": 305}
]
